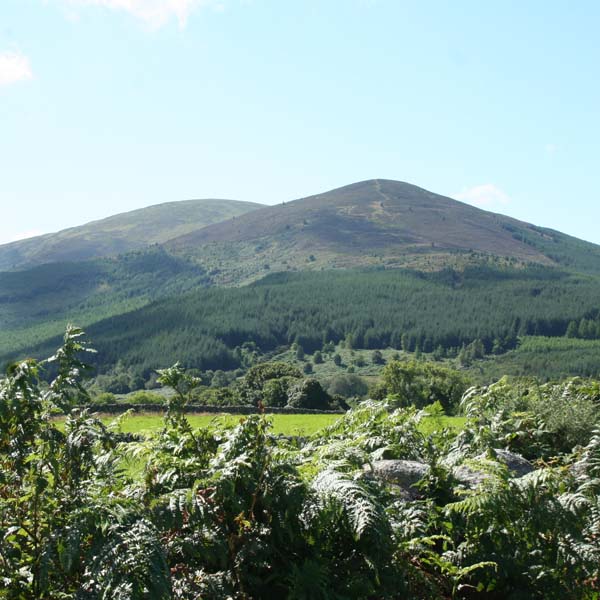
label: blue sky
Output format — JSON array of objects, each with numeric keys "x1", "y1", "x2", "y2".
[{"x1": 1, "y1": 0, "x2": 599, "y2": 244}]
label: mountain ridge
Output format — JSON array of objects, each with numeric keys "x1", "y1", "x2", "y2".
[{"x1": 0, "y1": 198, "x2": 264, "y2": 271}]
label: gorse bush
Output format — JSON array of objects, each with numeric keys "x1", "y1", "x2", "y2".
[{"x1": 1, "y1": 328, "x2": 599, "y2": 598}]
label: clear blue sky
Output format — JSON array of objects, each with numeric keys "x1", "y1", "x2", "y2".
[{"x1": 1, "y1": 0, "x2": 599, "y2": 244}]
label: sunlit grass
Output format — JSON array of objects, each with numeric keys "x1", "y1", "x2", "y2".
[{"x1": 59, "y1": 411, "x2": 466, "y2": 437}]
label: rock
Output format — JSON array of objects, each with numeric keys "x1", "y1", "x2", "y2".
[
  {"x1": 365, "y1": 451, "x2": 534, "y2": 497},
  {"x1": 452, "y1": 464, "x2": 487, "y2": 488},
  {"x1": 365, "y1": 459, "x2": 430, "y2": 500},
  {"x1": 490, "y1": 449, "x2": 534, "y2": 477},
  {"x1": 452, "y1": 449, "x2": 534, "y2": 489}
]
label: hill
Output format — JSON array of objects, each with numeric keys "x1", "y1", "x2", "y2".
[
  {"x1": 6, "y1": 265, "x2": 600, "y2": 381},
  {"x1": 166, "y1": 179, "x2": 600, "y2": 283},
  {"x1": 0, "y1": 198, "x2": 263, "y2": 271},
  {"x1": 4, "y1": 179, "x2": 600, "y2": 381},
  {"x1": 0, "y1": 247, "x2": 211, "y2": 362}
]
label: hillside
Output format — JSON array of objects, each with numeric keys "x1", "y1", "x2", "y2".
[
  {"x1": 0, "y1": 198, "x2": 263, "y2": 271},
  {"x1": 4, "y1": 179, "x2": 600, "y2": 380},
  {"x1": 6, "y1": 265, "x2": 600, "y2": 380},
  {"x1": 166, "y1": 179, "x2": 600, "y2": 283},
  {"x1": 0, "y1": 247, "x2": 211, "y2": 361}
]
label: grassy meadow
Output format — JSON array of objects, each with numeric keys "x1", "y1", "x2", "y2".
[{"x1": 57, "y1": 411, "x2": 467, "y2": 438}]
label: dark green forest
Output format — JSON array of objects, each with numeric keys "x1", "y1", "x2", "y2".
[
  {"x1": 5, "y1": 264, "x2": 600, "y2": 381},
  {"x1": 0, "y1": 247, "x2": 211, "y2": 360}
]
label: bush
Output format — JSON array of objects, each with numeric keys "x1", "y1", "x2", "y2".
[
  {"x1": 286, "y1": 379, "x2": 333, "y2": 410},
  {"x1": 371, "y1": 350, "x2": 385, "y2": 365},
  {"x1": 261, "y1": 377, "x2": 296, "y2": 407},
  {"x1": 353, "y1": 355, "x2": 367, "y2": 367},
  {"x1": 375, "y1": 359, "x2": 471, "y2": 413},
  {"x1": 93, "y1": 391, "x2": 117, "y2": 405},
  {"x1": 459, "y1": 377, "x2": 600, "y2": 458},
  {"x1": 128, "y1": 390, "x2": 165, "y2": 405},
  {"x1": 211, "y1": 369, "x2": 232, "y2": 388},
  {"x1": 193, "y1": 386, "x2": 238, "y2": 406},
  {"x1": 326, "y1": 374, "x2": 369, "y2": 399},
  {"x1": 239, "y1": 362, "x2": 302, "y2": 406}
]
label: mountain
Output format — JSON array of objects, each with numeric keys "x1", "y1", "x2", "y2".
[
  {"x1": 4, "y1": 178, "x2": 600, "y2": 380},
  {"x1": 166, "y1": 179, "x2": 600, "y2": 283},
  {"x1": 0, "y1": 199, "x2": 263, "y2": 271}
]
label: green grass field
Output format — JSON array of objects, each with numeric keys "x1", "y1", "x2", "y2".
[
  {"x1": 86, "y1": 412, "x2": 466, "y2": 437},
  {"x1": 106, "y1": 412, "x2": 341, "y2": 436}
]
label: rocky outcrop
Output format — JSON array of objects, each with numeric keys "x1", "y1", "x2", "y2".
[{"x1": 366, "y1": 450, "x2": 534, "y2": 499}]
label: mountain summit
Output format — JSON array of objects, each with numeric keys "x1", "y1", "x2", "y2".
[
  {"x1": 3, "y1": 178, "x2": 600, "y2": 372},
  {"x1": 166, "y1": 179, "x2": 599, "y2": 283}
]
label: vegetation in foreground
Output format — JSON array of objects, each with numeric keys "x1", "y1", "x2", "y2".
[{"x1": 1, "y1": 328, "x2": 600, "y2": 598}]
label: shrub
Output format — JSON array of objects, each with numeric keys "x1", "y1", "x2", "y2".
[
  {"x1": 128, "y1": 390, "x2": 164, "y2": 405},
  {"x1": 458, "y1": 377, "x2": 600, "y2": 459},
  {"x1": 326, "y1": 374, "x2": 369, "y2": 399},
  {"x1": 375, "y1": 359, "x2": 471, "y2": 413},
  {"x1": 210, "y1": 369, "x2": 232, "y2": 388},
  {"x1": 371, "y1": 350, "x2": 385, "y2": 365},
  {"x1": 261, "y1": 376, "x2": 296, "y2": 407},
  {"x1": 193, "y1": 386, "x2": 238, "y2": 406},
  {"x1": 353, "y1": 355, "x2": 367, "y2": 367},
  {"x1": 287, "y1": 379, "x2": 332, "y2": 410},
  {"x1": 238, "y1": 361, "x2": 302, "y2": 406}
]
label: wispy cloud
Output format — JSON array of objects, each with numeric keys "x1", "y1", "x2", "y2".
[
  {"x1": 0, "y1": 52, "x2": 33, "y2": 87},
  {"x1": 63, "y1": 0, "x2": 224, "y2": 28},
  {"x1": 454, "y1": 184, "x2": 511, "y2": 210}
]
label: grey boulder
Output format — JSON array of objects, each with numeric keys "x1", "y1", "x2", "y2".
[
  {"x1": 453, "y1": 449, "x2": 534, "y2": 488},
  {"x1": 364, "y1": 459, "x2": 430, "y2": 500}
]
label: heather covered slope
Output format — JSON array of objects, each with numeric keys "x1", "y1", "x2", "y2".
[
  {"x1": 166, "y1": 179, "x2": 600, "y2": 283},
  {"x1": 0, "y1": 198, "x2": 263, "y2": 270}
]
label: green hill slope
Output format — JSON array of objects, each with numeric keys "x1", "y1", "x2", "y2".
[
  {"x1": 0, "y1": 247, "x2": 211, "y2": 361},
  {"x1": 0, "y1": 198, "x2": 263, "y2": 271},
  {"x1": 6, "y1": 266, "x2": 600, "y2": 379},
  {"x1": 165, "y1": 179, "x2": 600, "y2": 283}
]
